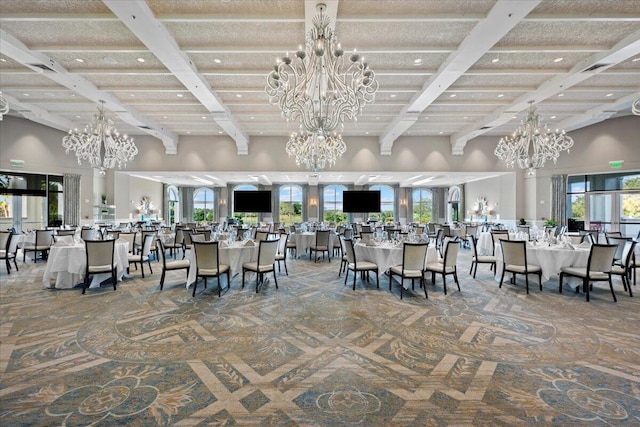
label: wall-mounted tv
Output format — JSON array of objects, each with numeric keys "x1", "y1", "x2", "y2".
[
  {"x1": 233, "y1": 190, "x2": 272, "y2": 213},
  {"x1": 343, "y1": 190, "x2": 381, "y2": 213}
]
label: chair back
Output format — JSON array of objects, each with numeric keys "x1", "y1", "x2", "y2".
[
  {"x1": 442, "y1": 240, "x2": 459, "y2": 268},
  {"x1": 620, "y1": 240, "x2": 637, "y2": 270},
  {"x1": 277, "y1": 233, "x2": 288, "y2": 255},
  {"x1": 202, "y1": 230, "x2": 212, "y2": 241},
  {"x1": 315, "y1": 230, "x2": 330, "y2": 247},
  {"x1": 36, "y1": 229, "x2": 55, "y2": 246},
  {"x1": 402, "y1": 242, "x2": 429, "y2": 272},
  {"x1": 191, "y1": 233, "x2": 206, "y2": 242},
  {"x1": 343, "y1": 238, "x2": 356, "y2": 264},
  {"x1": 257, "y1": 239, "x2": 279, "y2": 266},
  {"x1": 156, "y1": 239, "x2": 168, "y2": 267},
  {"x1": 174, "y1": 228, "x2": 185, "y2": 245},
  {"x1": 193, "y1": 241, "x2": 220, "y2": 271},
  {"x1": 491, "y1": 230, "x2": 510, "y2": 248},
  {"x1": 342, "y1": 228, "x2": 353, "y2": 239},
  {"x1": 441, "y1": 225, "x2": 451, "y2": 237},
  {"x1": 85, "y1": 239, "x2": 115, "y2": 270},
  {"x1": 141, "y1": 233, "x2": 154, "y2": 257},
  {"x1": 605, "y1": 231, "x2": 622, "y2": 242},
  {"x1": 360, "y1": 231, "x2": 373, "y2": 243},
  {"x1": 607, "y1": 236, "x2": 630, "y2": 262},
  {"x1": 544, "y1": 226, "x2": 557, "y2": 237},
  {"x1": 56, "y1": 229, "x2": 76, "y2": 237},
  {"x1": 81, "y1": 228, "x2": 98, "y2": 241},
  {"x1": 105, "y1": 230, "x2": 120, "y2": 240},
  {"x1": 255, "y1": 231, "x2": 269, "y2": 241},
  {"x1": 119, "y1": 232, "x2": 137, "y2": 253},
  {"x1": 183, "y1": 231, "x2": 194, "y2": 246},
  {"x1": 586, "y1": 244, "x2": 617, "y2": 273},
  {"x1": 361, "y1": 225, "x2": 371, "y2": 233},
  {"x1": 501, "y1": 240, "x2": 526, "y2": 267},
  {"x1": 465, "y1": 225, "x2": 478, "y2": 239},
  {"x1": 470, "y1": 235, "x2": 480, "y2": 258},
  {"x1": 0, "y1": 231, "x2": 11, "y2": 252}
]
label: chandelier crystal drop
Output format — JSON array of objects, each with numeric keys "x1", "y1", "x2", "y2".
[
  {"x1": 494, "y1": 101, "x2": 574, "y2": 175},
  {"x1": 286, "y1": 130, "x2": 346, "y2": 172},
  {"x1": 62, "y1": 101, "x2": 138, "y2": 174},
  {"x1": 0, "y1": 92, "x2": 8, "y2": 120},
  {"x1": 266, "y1": 3, "x2": 378, "y2": 135}
]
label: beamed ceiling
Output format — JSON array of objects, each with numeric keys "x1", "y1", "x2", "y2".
[{"x1": 1, "y1": 0, "x2": 639, "y2": 187}]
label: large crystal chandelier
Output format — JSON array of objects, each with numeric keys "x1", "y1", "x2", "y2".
[
  {"x1": 0, "y1": 92, "x2": 8, "y2": 120},
  {"x1": 286, "y1": 130, "x2": 346, "y2": 172},
  {"x1": 495, "y1": 101, "x2": 574, "y2": 175},
  {"x1": 62, "y1": 101, "x2": 138, "y2": 174}
]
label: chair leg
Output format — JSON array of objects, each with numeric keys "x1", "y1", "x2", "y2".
[
  {"x1": 584, "y1": 278, "x2": 589, "y2": 302},
  {"x1": 344, "y1": 268, "x2": 349, "y2": 285},
  {"x1": 375, "y1": 269, "x2": 379, "y2": 288},
  {"x1": 273, "y1": 268, "x2": 278, "y2": 289},
  {"x1": 226, "y1": 270, "x2": 231, "y2": 290},
  {"x1": 422, "y1": 273, "x2": 428, "y2": 299},
  {"x1": 538, "y1": 272, "x2": 542, "y2": 291},
  {"x1": 82, "y1": 274, "x2": 89, "y2": 294},
  {"x1": 559, "y1": 272, "x2": 564, "y2": 293},
  {"x1": 454, "y1": 270, "x2": 460, "y2": 291},
  {"x1": 353, "y1": 269, "x2": 356, "y2": 290},
  {"x1": 217, "y1": 275, "x2": 221, "y2": 297},
  {"x1": 284, "y1": 259, "x2": 288, "y2": 275},
  {"x1": 112, "y1": 267, "x2": 117, "y2": 291},
  {"x1": 525, "y1": 273, "x2": 529, "y2": 295},
  {"x1": 499, "y1": 268, "x2": 506, "y2": 288},
  {"x1": 469, "y1": 261, "x2": 473, "y2": 275},
  {"x1": 608, "y1": 277, "x2": 617, "y2": 302},
  {"x1": 160, "y1": 270, "x2": 166, "y2": 290},
  {"x1": 242, "y1": 269, "x2": 246, "y2": 288},
  {"x1": 389, "y1": 271, "x2": 393, "y2": 291},
  {"x1": 192, "y1": 278, "x2": 198, "y2": 297},
  {"x1": 256, "y1": 270, "x2": 259, "y2": 293},
  {"x1": 148, "y1": 259, "x2": 153, "y2": 274},
  {"x1": 442, "y1": 273, "x2": 447, "y2": 295}
]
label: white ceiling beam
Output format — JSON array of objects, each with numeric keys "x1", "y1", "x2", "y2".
[
  {"x1": 555, "y1": 92, "x2": 638, "y2": 132},
  {"x1": 0, "y1": 28, "x2": 179, "y2": 154},
  {"x1": 103, "y1": 0, "x2": 249, "y2": 155},
  {"x1": 450, "y1": 28, "x2": 640, "y2": 154},
  {"x1": 1, "y1": 93, "x2": 75, "y2": 132},
  {"x1": 379, "y1": 0, "x2": 541, "y2": 155}
]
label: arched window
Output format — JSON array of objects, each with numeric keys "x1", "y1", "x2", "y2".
[
  {"x1": 279, "y1": 185, "x2": 302, "y2": 225},
  {"x1": 448, "y1": 186, "x2": 461, "y2": 223},
  {"x1": 369, "y1": 184, "x2": 394, "y2": 224},
  {"x1": 193, "y1": 187, "x2": 214, "y2": 222},
  {"x1": 233, "y1": 184, "x2": 258, "y2": 225},
  {"x1": 412, "y1": 189, "x2": 433, "y2": 223},
  {"x1": 167, "y1": 186, "x2": 179, "y2": 225},
  {"x1": 323, "y1": 185, "x2": 346, "y2": 224}
]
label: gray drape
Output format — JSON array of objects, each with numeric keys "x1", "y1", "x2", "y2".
[
  {"x1": 63, "y1": 173, "x2": 81, "y2": 226},
  {"x1": 551, "y1": 175, "x2": 567, "y2": 230}
]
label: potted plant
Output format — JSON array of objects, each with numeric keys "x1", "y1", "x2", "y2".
[
  {"x1": 544, "y1": 218, "x2": 557, "y2": 227},
  {"x1": 519, "y1": 218, "x2": 527, "y2": 225},
  {"x1": 101, "y1": 193, "x2": 108, "y2": 205}
]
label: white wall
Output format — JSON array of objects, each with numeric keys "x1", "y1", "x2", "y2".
[{"x1": 464, "y1": 174, "x2": 516, "y2": 222}]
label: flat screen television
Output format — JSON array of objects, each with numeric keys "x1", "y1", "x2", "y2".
[
  {"x1": 343, "y1": 190, "x2": 381, "y2": 213},
  {"x1": 233, "y1": 190, "x2": 272, "y2": 213}
]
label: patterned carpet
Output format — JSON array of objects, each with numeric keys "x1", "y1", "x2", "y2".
[{"x1": 1, "y1": 247, "x2": 639, "y2": 426}]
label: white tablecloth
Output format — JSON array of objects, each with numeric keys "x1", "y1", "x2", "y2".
[
  {"x1": 186, "y1": 241, "x2": 259, "y2": 287},
  {"x1": 354, "y1": 242, "x2": 438, "y2": 289},
  {"x1": 494, "y1": 242, "x2": 591, "y2": 284},
  {"x1": 476, "y1": 231, "x2": 517, "y2": 256},
  {"x1": 42, "y1": 239, "x2": 129, "y2": 289}
]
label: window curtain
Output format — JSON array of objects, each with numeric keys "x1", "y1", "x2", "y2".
[
  {"x1": 63, "y1": 173, "x2": 81, "y2": 226},
  {"x1": 551, "y1": 174, "x2": 567, "y2": 230}
]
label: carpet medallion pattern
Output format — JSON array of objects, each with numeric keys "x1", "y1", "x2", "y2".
[{"x1": 1, "y1": 249, "x2": 639, "y2": 425}]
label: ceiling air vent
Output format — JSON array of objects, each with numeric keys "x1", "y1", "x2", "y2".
[
  {"x1": 27, "y1": 63, "x2": 56, "y2": 73},
  {"x1": 138, "y1": 125, "x2": 152, "y2": 130},
  {"x1": 581, "y1": 63, "x2": 610, "y2": 73},
  {"x1": 479, "y1": 126, "x2": 492, "y2": 130}
]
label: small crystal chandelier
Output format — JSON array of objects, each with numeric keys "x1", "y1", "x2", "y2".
[
  {"x1": 495, "y1": 101, "x2": 574, "y2": 175},
  {"x1": 0, "y1": 92, "x2": 8, "y2": 121},
  {"x1": 62, "y1": 100, "x2": 138, "y2": 174},
  {"x1": 286, "y1": 130, "x2": 346, "y2": 172},
  {"x1": 266, "y1": 3, "x2": 378, "y2": 134}
]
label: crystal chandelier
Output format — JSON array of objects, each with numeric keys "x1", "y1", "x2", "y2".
[
  {"x1": 266, "y1": 2, "x2": 378, "y2": 135},
  {"x1": 495, "y1": 101, "x2": 574, "y2": 175},
  {"x1": 286, "y1": 130, "x2": 346, "y2": 172},
  {"x1": 0, "y1": 92, "x2": 8, "y2": 120},
  {"x1": 62, "y1": 101, "x2": 138, "y2": 174}
]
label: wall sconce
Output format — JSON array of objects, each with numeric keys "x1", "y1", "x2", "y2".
[
  {"x1": 309, "y1": 198, "x2": 318, "y2": 207},
  {"x1": 399, "y1": 198, "x2": 408, "y2": 207},
  {"x1": 219, "y1": 199, "x2": 227, "y2": 206}
]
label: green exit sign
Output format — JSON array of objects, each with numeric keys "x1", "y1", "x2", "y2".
[{"x1": 609, "y1": 160, "x2": 624, "y2": 169}]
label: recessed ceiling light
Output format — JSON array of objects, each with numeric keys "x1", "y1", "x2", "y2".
[
  {"x1": 606, "y1": 93, "x2": 613, "y2": 97},
  {"x1": 390, "y1": 94, "x2": 397, "y2": 98},
  {"x1": 424, "y1": 116, "x2": 428, "y2": 120},
  {"x1": 259, "y1": 131, "x2": 263, "y2": 135},
  {"x1": 439, "y1": 131, "x2": 444, "y2": 135},
  {"x1": 413, "y1": 58, "x2": 422, "y2": 65},
  {"x1": 365, "y1": 131, "x2": 369, "y2": 135},
  {"x1": 449, "y1": 94, "x2": 456, "y2": 98},
  {"x1": 163, "y1": 116, "x2": 167, "y2": 119},
  {"x1": 550, "y1": 115, "x2": 557, "y2": 119},
  {"x1": 186, "y1": 131, "x2": 191, "y2": 134},
  {"x1": 375, "y1": 116, "x2": 380, "y2": 120},
  {"x1": 75, "y1": 58, "x2": 84, "y2": 63},
  {"x1": 70, "y1": 94, "x2": 76, "y2": 97},
  {"x1": 558, "y1": 93, "x2": 564, "y2": 97},
  {"x1": 498, "y1": 93, "x2": 504, "y2": 98},
  {"x1": 236, "y1": 94, "x2": 242, "y2": 98},
  {"x1": 250, "y1": 116, "x2": 255, "y2": 119},
  {"x1": 633, "y1": 57, "x2": 640, "y2": 62},
  {"x1": 22, "y1": 93, "x2": 29, "y2": 96},
  {"x1": 512, "y1": 115, "x2": 517, "y2": 119},
  {"x1": 137, "y1": 57, "x2": 145, "y2": 63},
  {"x1": 463, "y1": 116, "x2": 468, "y2": 119},
  {"x1": 491, "y1": 58, "x2": 500, "y2": 63},
  {"x1": 214, "y1": 58, "x2": 222, "y2": 64},
  {"x1": 202, "y1": 116, "x2": 207, "y2": 119},
  {"x1": 553, "y1": 57, "x2": 564, "y2": 63},
  {"x1": 218, "y1": 131, "x2": 223, "y2": 134},
  {"x1": 0, "y1": 58, "x2": 6, "y2": 62},
  {"x1": 130, "y1": 94, "x2": 135, "y2": 97},
  {"x1": 75, "y1": 115, "x2": 81, "y2": 118},
  {"x1": 103, "y1": 56, "x2": 118, "y2": 64},
  {"x1": 176, "y1": 93, "x2": 183, "y2": 97}
]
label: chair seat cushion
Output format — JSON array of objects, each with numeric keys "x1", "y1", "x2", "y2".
[
  {"x1": 389, "y1": 265, "x2": 422, "y2": 277},
  {"x1": 311, "y1": 245, "x2": 328, "y2": 250},
  {"x1": 425, "y1": 262, "x2": 455, "y2": 273},
  {"x1": 275, "y1": 254, "x2": 286, "y2": 260},
  {"x1": 349, "y1": 261, "x2": 377, "y2": 270},
  {"x1": 166, "y1": 260, "x2": 190, "y2": 269},
  {"x1": 610, "y1": 266, "x2": 626, "y2": 275},
  {"x1": 88, "y1": 264, "x2": 115, "y2": 273},
  {"x1": 505, "y1": 264, "x2": 541, "y2": 274},
  {"x1": 474, "y1": 256, "x2": 496, "y2": 262},
  {"x1": 243, "y1": 262, "x2": 274, "y2": 272},
  {"x1": 560, "y1": 267, "x2": 609, "y2": 280},
  {"x1": 24, "y1": 245, "x2": 50, "y2": 250},
  {"x1": 200, "y1": 264, "x2": 229, "y2": 275}
]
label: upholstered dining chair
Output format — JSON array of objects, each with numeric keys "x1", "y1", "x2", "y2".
[
  {"x1": 610, "y1": 240, "x2": 636, "y2": 298},
  {"x1": 499, "y1": 240, "x2": 542, "y2": 295},
  {"x1": 425, "y1": 240, "x2": 460, "y2": 295},
  {"x1": 275, "y1": 233, "x2": 289, "y2": 275},
  {"x1": 182, "y1": 231, "x2": 194, "y2": 259},
  {"x1": 310, "y1": 230, "x2": 331, "y2": 262},
  {"x1": 255, "y1": 231, "x2": 269, "y2": 242},
  {"x1": 164, "y1": 228, "x2": 184, "y2": 258},
  {"x1": 460, "y1": 225, "x2": 477, "y2": 249},
  {"x1": 118, "y1": 231, "x2": 137, "y2": 255},
  {"x1": 242, "y1": 238, "x2": 279, "y2": 293},
  {"x1": 127, "y1": 233, "x2": 154, "y2": 278},
  {"x1": 469, "y1": 235, "x2": 496, "y2": 278},
  {"x1": 83, "y1": 239, "x2": 117, "y2": 294},
  {"x1": 0, "y1": 231, "x2": 18, "y2": 274},
  {"x1": 342, "y1": 238, "x2": 379, "y2": 290},
  {"x1": 80, "y1": 227, "x2": 99, "y2": 241},
  {"x1": 606, "y1": 236, "x2": 630, "y2": 266},
  {"x1": 23, "y1": 229, "x2": 54, "y2": 263},
  {"x1": 156, "y1": 240, "x2": 190, "y2": 290},
  {"x1": 389, "y1": 242, "x2": 428, "y2": 299},
  {"x1": 193, "y1": 241, "x2": 229, "y2": 297},
  {"x1": 559, "y1": 243, "x2": 618, "y2": 302}
]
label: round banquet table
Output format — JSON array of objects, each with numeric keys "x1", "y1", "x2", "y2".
[{"x1": 186, "y1": 240, "x2": 259, "y2": 288}]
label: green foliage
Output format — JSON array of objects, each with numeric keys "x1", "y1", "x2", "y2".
[
  {"x1": 324, "y1": 210, "x2": 347, "y2": 224},
  {"x1": 412, "y1": 200, "x2": 432, "y2": 223},
  {"x1": 544, "y1": 218, "x2": 557, "y2": 227},
  {"x1": 519, "y1": 218, "x2": 527, "y2": 225},
  {"x1": 193, "y1": 208, "x2": 213, "y2": 222},
  {"x1": 570, "y1": 195, "x2": 585, "y2": 219}
]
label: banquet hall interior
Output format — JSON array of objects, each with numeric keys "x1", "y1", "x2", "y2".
[{"x1": 1, "y1": 0, "x2": 639, "y2": 425}]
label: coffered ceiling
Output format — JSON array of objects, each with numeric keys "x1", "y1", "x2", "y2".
[{"x1": 1, "y1": 0, "x2": 639, "y2": 187}]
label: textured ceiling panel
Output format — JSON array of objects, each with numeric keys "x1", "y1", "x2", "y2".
[
  {"x1": 82, "y1": 73, "x2": 184, "y2": 89},
  {"x1": 496, "y1": 22, "x2": 640, "y2": 48},
  {"x1": 470, "y1": 52, "x2": 594, "y2": 71},
  {"x1": 163, "y1": 22, "x2": 305, "y2": 48},
  {"x1": 149, "y1": 0, "x2": 303, "y2": 17},
  {"x1": 47, "y1": 52, "x2": 166, "y2": 71},
  {"x1": 451, "y1": 74, "x2": 549, "y2": 89},
  {"x1": 338, "y1": 0, "x2": 495, "y2": 16},
  {"x1": 0, "y1": 0, "x2": 112, "y2": 14},
  {"x1": 531, "y1": 0, "x2": 640, "y2": 15}
]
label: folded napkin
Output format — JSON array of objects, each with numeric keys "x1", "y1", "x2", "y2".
[
  {"x1": 562, "y1": 242, "x2": 575, "y2": 250},
  {"x1": 55, "y1": 236, "x2": 74, "y2": 246},
  {"x1": 219, "y1": 241, "x2": 229, "y2": 248},
  {"x1": 244, "y1": 240, "x2": 256, "y2": 247},
  {"x1": 578, "y1": 241, "x2": 591, "y2": 248},
  {"x1": 365, "y1": 240, "x2": 379, "y2": 247}
]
